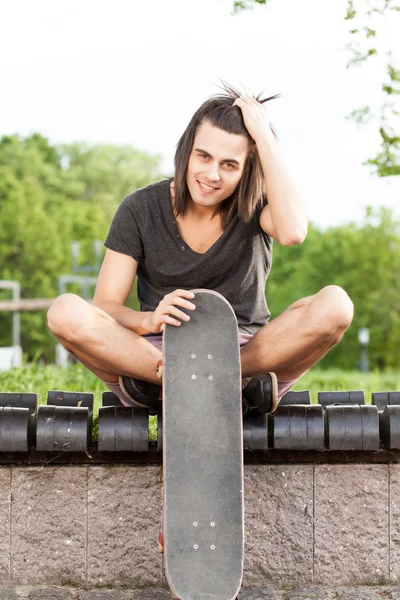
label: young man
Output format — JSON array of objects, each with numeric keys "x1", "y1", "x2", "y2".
[{"x1": 47, "y1": 85, "x2": 354, "y2": 413}]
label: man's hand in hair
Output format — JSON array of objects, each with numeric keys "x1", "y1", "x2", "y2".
[{"x1": 232, "y1": 95, "x2": 275, "y2": 144}]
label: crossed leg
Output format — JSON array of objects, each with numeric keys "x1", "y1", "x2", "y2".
[
  {"x1": 241, "y1": 285, "x2": 354, "y2": 381},
  {"x1": 47, "y1": 294, "x2": 162, "y2": 384},
  {"x1": 47, "y1": 285, "x2": 353, "y2": 388}
]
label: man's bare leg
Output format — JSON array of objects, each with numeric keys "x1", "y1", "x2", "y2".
[
  {"x1": 47, "y1": 294, "x2": 161, "y2": 384},
  {"x1": 241, "y1": 285, "x2": 354, "y2": 381},
  {"x1": 49, "y1": 285, "x2": 353, "y2": 388}
]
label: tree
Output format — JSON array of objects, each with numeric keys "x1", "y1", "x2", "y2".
[
  {"x1": 266, "y1": 207, "x2": 400, "y2": 369},
  {"x1": 232, "y1": 0, "x2": 400, "y2": 178},
  {"x1": 0, "y1": 134, "x2": 162, "y2": 360},
  {"x1": 345, "y1": 0, "x2": 400, "y2": 176}
]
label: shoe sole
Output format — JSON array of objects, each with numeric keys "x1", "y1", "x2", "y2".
[
  {"x1": 118, "y1": 375, "x2": 153, "y2": 409},
  {"x1": 269, "y1": 372, "x2": 279, "y2": 414}
]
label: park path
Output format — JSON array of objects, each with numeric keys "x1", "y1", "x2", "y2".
[{"x1": 1, "y1": 586, "x2": 400, "y2": 599}]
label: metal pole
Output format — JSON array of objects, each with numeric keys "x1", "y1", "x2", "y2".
[
  {"x1": 12, "y1": 281, "x2": 20, "y2": 347},
  {"x1": 359, "y1": 344, "x2": 369, "y2": 372},
  {"x1": 71, "y1": 241, "x2": 80, "y2": 274}
]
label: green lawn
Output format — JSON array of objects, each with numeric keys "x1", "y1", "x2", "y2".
[
  {"x1": 2, "y1": 363, "x2": 399, "y2": 404},
  {"x1": 1, "y1": 364, "x2": 399, "y2": 442},
  {"x1": 291, "y1": 368, "x2": 400, "y2": 403}
]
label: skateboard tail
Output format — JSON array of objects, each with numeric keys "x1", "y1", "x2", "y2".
[{"x1": 167, "y1": 578, "x2": 243, "y2": 600}]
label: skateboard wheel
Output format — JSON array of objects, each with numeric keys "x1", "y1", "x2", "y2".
[
  {"x1": 0, "y1": 392, "x2": 37, "y2": 446},
  {"x1": 157, "y1": 416, "x2": 162, "y2": 452},
  {"x1": 102, "y1": 391, "x2": 124, "y2": 407},
  {"x1": 280, "y1": 390, "x2": 311, "y2": 405},
  {"x1": 380, "y1": 405, "x2": 400, "y2": 449},
  {"x1": 273, "y1": 405, "x2": 324, "y2": 450},
  {"x1": 372, "y1": 392, "x2": 390, "y2": 412},
  {"x1": 47, "y1": 390, "x2": 93, "y2": 442},
  {"x1": 36, "y1": 405, "x2": 90, "y2": 452},
  {"x1": 0, "y1": 407, "x2": 31, "y2": 452},
  {"x1": 325, "y1": 405, "x2": 379, "y2": 450},
  {"x1": 372, "y1": 391, "x2": 400, "y2": 412},
  {"x1": 47, "y1": 390, "x2": 93, "y2": 410},
  {"x1": 318, "y1": 390, "x2": 365, "y2": 407},
  {"x1": 98, "y1": 406, "x2": 149, "y2": 452},
  {"x1": 243, "y1": 413, "x2": 268, "y2": 450}
]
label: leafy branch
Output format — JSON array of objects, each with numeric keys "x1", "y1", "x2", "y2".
[
  {"x1": 232, "y1": 0, "x2": 400, "y2": 178},
  {"x1": 232, "y1": 0, "x2": 267, "y2": 13},
  {"x1": 345, "y1": 0, "x2": 400, "y2": 176}
]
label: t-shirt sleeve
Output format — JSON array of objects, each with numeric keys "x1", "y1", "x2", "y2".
[
  {"x1": 254, "y1": 195, "x2": 272, "y2": 245},
  {"x1": 104, "y1": 192, "x2": 144, "y2": 261}
]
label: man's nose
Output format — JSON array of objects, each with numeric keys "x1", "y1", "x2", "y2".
[{"x1": 205, "y1": 164, "x2": 220, "y2": 181}]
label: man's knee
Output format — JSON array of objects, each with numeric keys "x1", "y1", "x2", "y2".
[
  {"x1": 312, "y1": 285, "x2": 354, "y2": 339},
  {"x1": 47, "y1": 293, "x2": 90, "y2": 342}
]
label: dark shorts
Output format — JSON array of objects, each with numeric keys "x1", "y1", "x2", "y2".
[{"x1": 99, "y1": 332, "x2": 305, "y2": 407}]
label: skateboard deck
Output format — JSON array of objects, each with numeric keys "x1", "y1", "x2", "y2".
[{"x1": 163, "y1": 289, "x2": 244, "y2": 600}]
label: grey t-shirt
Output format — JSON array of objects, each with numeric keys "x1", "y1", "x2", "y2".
[{"x1": 104, "y1": 178, "x2": 273, "y2": 334}]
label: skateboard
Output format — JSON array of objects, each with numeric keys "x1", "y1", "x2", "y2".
[{"x1": 162, "y1": 289, "x2": 244, "y2": 600}]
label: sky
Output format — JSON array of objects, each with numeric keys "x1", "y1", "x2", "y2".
[{"x1": 1, "y1": 0, "x2": 399, "y2": 229}]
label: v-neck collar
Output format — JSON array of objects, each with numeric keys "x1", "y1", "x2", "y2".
[{"x1": 166, "y1": 180, "x2": 232, "y2": 256}]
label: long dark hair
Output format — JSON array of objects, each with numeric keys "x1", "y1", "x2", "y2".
[{"x1": 173, "y1": 82, "x2": 281, "y2": 229}]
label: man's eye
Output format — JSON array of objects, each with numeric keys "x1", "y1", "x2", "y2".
[
  {"x1": 226, "y1": 163, "x2": 234, "y2": 168},
  {"x1": 199, "y1": 153, "x2": 208, "y2": 159}
]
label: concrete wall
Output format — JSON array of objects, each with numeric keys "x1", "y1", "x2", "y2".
[{"x1": 0, "y1": 464, "x2": 397, "y2": 589}]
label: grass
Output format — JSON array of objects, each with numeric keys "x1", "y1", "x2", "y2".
[
  {"x1": 291, "y1": 368, "x2": 400, "y2": 403},
  {"x1": 1, "y1": 363, "x2": 400, "y2": 442}
]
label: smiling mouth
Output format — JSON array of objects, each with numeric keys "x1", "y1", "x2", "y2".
[{"x1": 197, "y1": 180, "x2": 219, "y2": 192}]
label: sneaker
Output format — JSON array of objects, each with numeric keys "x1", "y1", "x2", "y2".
[
  {"x1": 119, "y1": 375, "x2": 162, "y2": 413},
  {"x1": 242, "y1": 372, "x2": 279, "y2": 414}
]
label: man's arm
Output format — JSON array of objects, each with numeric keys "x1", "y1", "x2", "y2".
[
  {"x1": 92, "y1": 248, "x2": 153, "y2": 336},
  {"x1": 93, "y1": 249, "x2": 196, "y2": 335},
  {"x1": 257, "y1": 132, "x2": 308, "y2": 246},
  {"x1": 233, "y1": 95, "x2": 308, "y2": 246}
]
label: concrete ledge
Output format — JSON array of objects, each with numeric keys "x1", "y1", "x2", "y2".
[{"x1": 0, "y1": 465, "x2": 395, "y2": 588}]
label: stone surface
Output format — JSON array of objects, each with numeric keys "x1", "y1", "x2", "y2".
[
  {"x1": 238, "y1": 587, "x2": 277, "y2": 599},
  {"x1": 29, "y1": 588, "x2": 75, "y2": 599},
  {"x1": 0, "y1": 586, "x2": 400, "y2": 599},
  {"x1": 390, "y1": 466, "x2": 400, "y2": 583},
  {"x1": 79, "y1": 592, "x2": 123, "y2": 600},
  {"x1": 0, "y1": 463, "x2": 398, "y2": 589},
  {"x1": 243, "y1": 466, "x2": 313, "y2": 586},
  {"x1": 335, "y1": 587, "x2": 387, "y2": 599},
  {"x1": 11, "y1": 467, "x2": 87, "y2": 586},
  {"x1": 129, "y1": 590, "x2": 172, "y2": 599},
  {"x1": 0, "y1": 588, "x2": 18, "y2": 600},
  {"x1": 87, "y1": 466, "x2": 162, "y2": 587},
  {"x1": 314, "y1": 465, "x2": 389, "y2": 585},
  {"x1": 283, "y1": 588, "x2": 336, "y2": 600},
  {"x1": 0, "y1": 468, "x2": 11, "y2": 585}
]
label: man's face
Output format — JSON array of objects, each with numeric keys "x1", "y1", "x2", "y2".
[{"x1": 186, "y1": 120, "x2": 249, "y2": 211}]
